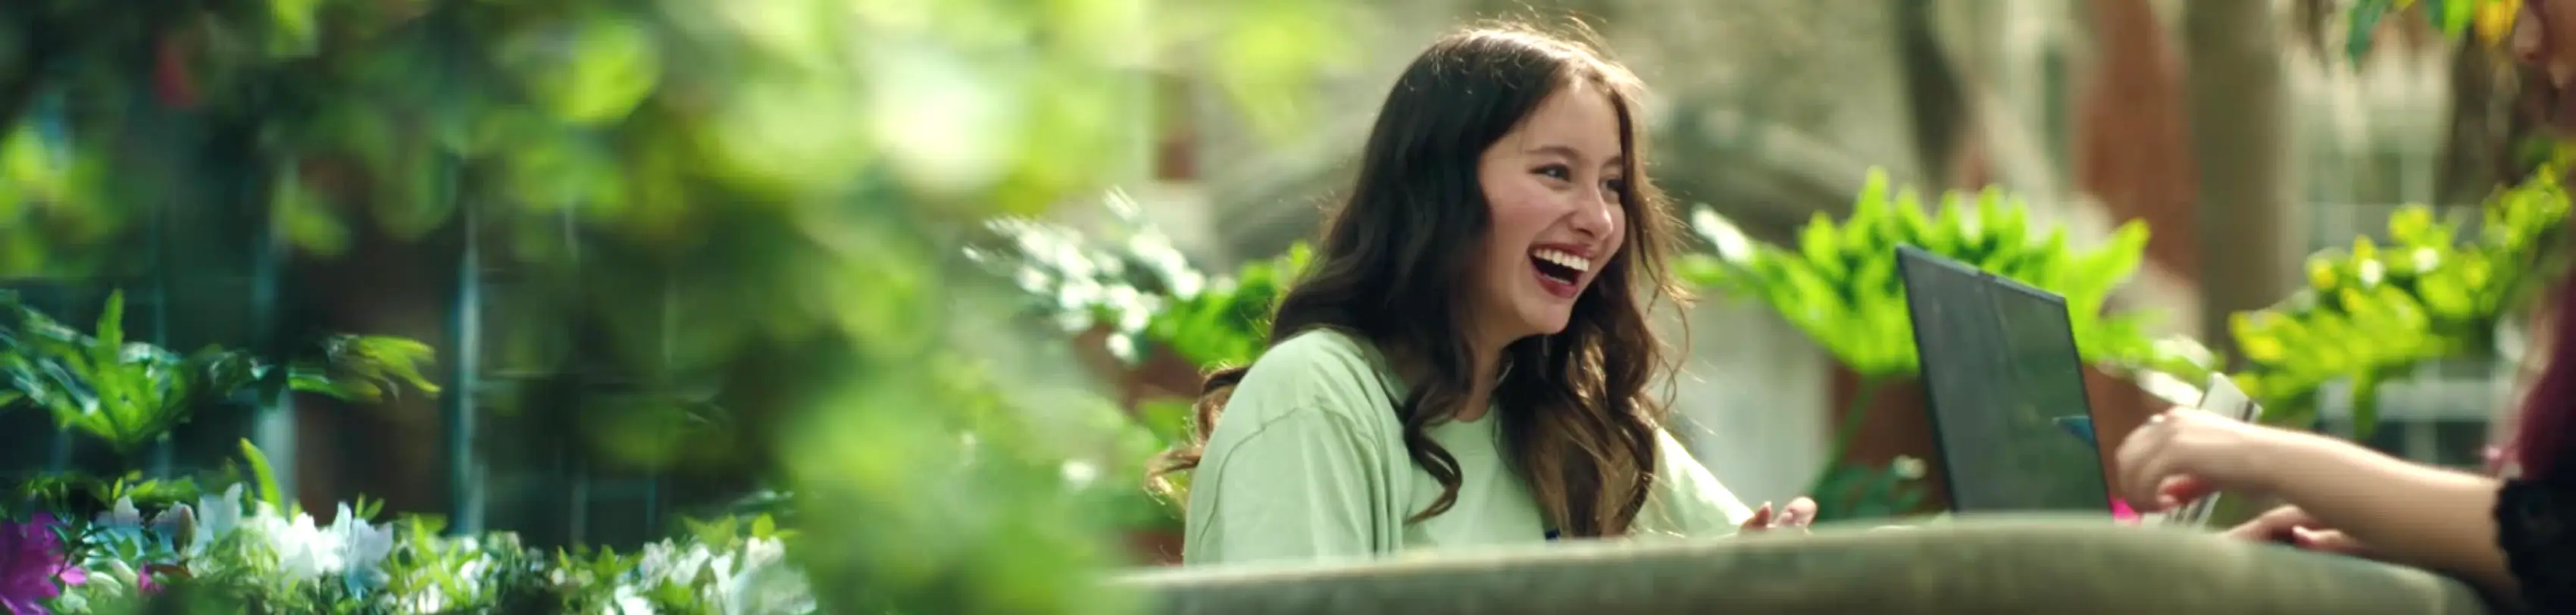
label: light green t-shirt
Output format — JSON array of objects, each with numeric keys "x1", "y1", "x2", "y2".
[{"x1": 1181, "y1": 329, "x2": 1755, "y2": 567}]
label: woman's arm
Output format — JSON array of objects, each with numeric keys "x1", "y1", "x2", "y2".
[
  {"x1": 1637, "y1": 429, "x2": 1758, "y2": 538},
  {"x1": 2261, "y1": 432, "x2": 2515, "y2": 593}
]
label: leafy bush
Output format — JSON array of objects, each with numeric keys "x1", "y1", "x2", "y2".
[
  {"x1": 7, "y1": 442, "x2": 811, "y2": 613},
  {"x1": 1680, "y1": 168, "x2": 2199, "y2": 381},
  {"x1": 968, "y1": 190, "x2": 1304, "y2": 369},
  {"x1": 2344, "y1": 0, "x2": 2522, "y2": 60},
  {"x1": 0, "y1": 291, "x2": 436, "y2": 454},
  {"x1": 2229, "y1": 170, "x2": 2572, "y2": 434},
  {"x1": 967, "y1": 192, "x2": 1310, "y2": 531}
]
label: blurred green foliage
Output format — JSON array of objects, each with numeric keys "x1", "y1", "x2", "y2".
[
  {"x1": 1679, "y1": 168, "x2": 2203, "y2": 382},
  {"x1": 2344, "y1": 0, "x2": 2521, "y2": 61},
  {"x1": 968, "y1": 190, "x2": 1306, "y2": 369},
  {"x1": 966, "y1": 191, "x2": 1311, "y2": 530},
  {"x1": 0, "y1": 0, "x2": 1363, "y2": 610},
  {"x1": 0, "y1": 290, "x2": 436, "y2": 454},
  {"x1": 2230, "y1": 170, "x2": 2571, "y2": 435}
]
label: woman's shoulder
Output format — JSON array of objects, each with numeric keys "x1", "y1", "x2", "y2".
[
  {"x1": 1227, "y1": 328, "x2": 1401, "y2": 421},
  {"x1": 1246, "y1": 328, "x2": 1383, "y2": 382}
]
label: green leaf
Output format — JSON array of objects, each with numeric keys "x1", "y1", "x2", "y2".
[
  {"x1": 2387, "y1": 205, "x2": 2439, "y2": 245},
  {"x1": 95, "y1": 291, "x2": 123, "y2": 352},
  {"x1": 1798, "y1": 212, "x2": 1846, "y2": 281},
  {"x1": 1893, "y1": 187, "x2": 1936, "y2": 246},
  {"x1": 505, "y1": 15, "x2": 665, "y2": 126},
  {"x1": 1671, "y1": 253, "x2": 1733, "y2": 288},
  {"x1": 1993, "y1": 192, "x2": 2030, "y2": 249},
  {"x1": 2349, "y1": 373, "x2": 2386, "y2": 440},
  {"x1": 1843, "y1": 173, "x2": 1892, "y2": 252},
  {"x1": 240, "y1": 439, "x2": 286, "y2": 514},
  {"x1": 1928, "y1": 194, "x2": 1969, "y2": 255},
  {"x1": 2347, "y1": 0, "x2": 2392, "y2": 62},
  {"x1": 267, "y1": 0, "x2": 326, "y2": 58},
  {"x1": 1850, "y1": 254, "x2": 1909, "y2": 372}
]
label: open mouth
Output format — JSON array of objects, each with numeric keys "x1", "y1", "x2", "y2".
[{"x1": 1529, "y1": 248, "x2": 1590, "y2": 292}]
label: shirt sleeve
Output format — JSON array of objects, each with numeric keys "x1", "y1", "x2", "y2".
[
  {"x1": 2496, "y1": 474, "x2": 2576, "y2": 610},
  {"x1": 1636, "y1": 429, "x2": 1755, "y2": 539},
  {"x1": 1180, "y1": 333, "x2": 1392, "y2": 567}
]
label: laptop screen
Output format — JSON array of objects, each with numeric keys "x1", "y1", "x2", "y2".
[{"x1": 1896, "y1": 246, "x2": 2113, "y2": 514}]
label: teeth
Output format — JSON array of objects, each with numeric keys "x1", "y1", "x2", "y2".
[{"x1": 1531, "y1": 248, "x2": 1591, "y2": 273}]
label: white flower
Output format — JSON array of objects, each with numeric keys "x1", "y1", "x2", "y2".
[
  {"x1": 1012, "y1": 266, "x2": 1052, "y2": 293},
  {"x1": 1892, "y1": 456, "x2": 1927, "y2": 479},
  {"x1": 675, "y1": 544, "x2": 714, "y2": 583},
  {"x1": 246, "y1": 505, "x2": 344, "y2": 579},
  {"x1": 636, "y1": 539, "x2": 680, "y2": 580},
  {"x1": 720, "y1": 538, "x2": 813, "y2": 615},
  {"x1": 191, "y1": 484, "x2": 245, "y2": 556},
  {"x1": 95, "y1": 497, "x2": 142, "y2": 529},
  {"x1": 1104, "y1": 189, "x2": 1142, "y2": 220},
  {"x1": 327, "y1": 503, "x2": 395, "y2": 573},
  {"x1": 1060, "y1": 460, "x2": 1100, "y2": 489},
  {"x1": 408, "y1": 590, "x2": 447, "y2": 613},
  {"x1": 1693, "y1": 208, "x2": 1754, "y2": 264},
  {"x1": 149, "y1": 503, "x2": 195, "y2": 553},
  {"x1": 611, "y1": 584, "x2": 656, "y2": 614},
  {"x1": 1168, "y1": 268, "x2": 1205, "y2": 299},
  {"x1": 92, "y1": 559, "x2": 140, "y2": 593}
]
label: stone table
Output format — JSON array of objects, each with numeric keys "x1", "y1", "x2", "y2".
[{"x1": 1113, "y1": 515, "x2": 2502, "y2": 614}]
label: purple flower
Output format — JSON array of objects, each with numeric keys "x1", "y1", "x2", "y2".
[{"x1": 1, "y1": 514, "x2": 82, "y2": 615}]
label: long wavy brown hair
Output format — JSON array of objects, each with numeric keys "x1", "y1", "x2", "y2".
[{"x1": 1148, "y1": 21, "x2": 1687, "y2": 538}]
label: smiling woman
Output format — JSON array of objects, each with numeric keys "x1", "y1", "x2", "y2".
[{"x1": 1147, "y1": 20, "x2": 1814, "y2": 567}]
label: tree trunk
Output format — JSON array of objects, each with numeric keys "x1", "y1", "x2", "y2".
[
  {"x1": 2184, "y1": 0, "x2": 2297, "y2": 367},
  {"x1": 2436, "y1": 45, "x2": 2537, "y2": 204},
  {"x1": 1893, "y1": 0, "x2": 1970, "y2": 186},
  {"x1": 2075, "y1": 0, "x2": 2198, "y2": 281}
]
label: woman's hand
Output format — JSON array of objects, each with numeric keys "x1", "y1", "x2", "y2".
[
  {"x1": 2112, "y1": 407, "x2": 2321, "y2": 511},
  {"x1": 2226, "y1": 505, "x2": 2373, "y2": 556},
  {"x1": 1739, "y1": 497, "x2": 1818, "y2": 533}
]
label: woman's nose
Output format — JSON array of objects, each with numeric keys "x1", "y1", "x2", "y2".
[{"x1": 1568, "y1": 196, "x2": 1614, "y2": 239}]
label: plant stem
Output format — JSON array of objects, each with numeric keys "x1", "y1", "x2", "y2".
[
  {"x1": 1805, "y1": 376, "x2": 1883, "y2": 497},
  {"x1": 1828, "y1": 376, "x2": 1883, "y2": 458}
]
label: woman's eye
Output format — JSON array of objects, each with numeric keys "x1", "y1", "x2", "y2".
[
  {"x1": 1603, "y1": 177, "x2": 1629, "y2": 196},
  {"x1": 1534, "y1": 164, "x2": 1572, "y2": 181}
]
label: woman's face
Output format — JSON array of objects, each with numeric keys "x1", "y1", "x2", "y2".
[{"x1": 1466, "y1": 80, "x2": 1629, "y2": 345}]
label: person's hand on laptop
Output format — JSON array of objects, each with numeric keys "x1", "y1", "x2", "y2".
[
  {"x1": 1738, "y1": 497, "x2": 1819, "y2": 533},
  {"x1": 2112, "y1": 406, "x2": 2315, "y2": 510},
  {"x1": 2224, "y1": 505, "x2": 2373, "y2": 556}
]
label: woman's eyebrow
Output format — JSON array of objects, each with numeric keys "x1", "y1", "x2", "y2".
[
  {"x1": 1524, "y1": 144, "x2": 1584, "y2": 160},
  {"x1": 1524, "y1": 143, "x2": 1627, "y2": 173},
  {"x1": 1524, "y1": 143, "x2": 1623, "y2": 165}
]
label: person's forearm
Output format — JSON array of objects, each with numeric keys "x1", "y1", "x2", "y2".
[{"x1": 2265, "y1": 432, "x2": 2515, "y2": 592}]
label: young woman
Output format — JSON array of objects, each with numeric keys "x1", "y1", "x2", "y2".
[
  {"x1": 2114, "y1": 2, "x2": 2576, "y2": 609},
  {"x1": 1150, "y1": 23, "x2": 1813, "y2": 566}
]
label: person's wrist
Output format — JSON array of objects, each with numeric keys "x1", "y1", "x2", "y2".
[{"x1": 2249, "y1": 429, "x2": 2346, "y2": 498}]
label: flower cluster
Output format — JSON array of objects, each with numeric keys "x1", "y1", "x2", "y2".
[
  {"x1": 964, "y1": 189, "x2": 1210, "y2": 363},
  {"x1": 2, "y1": 484, "x2": 814, "y2": 614}
]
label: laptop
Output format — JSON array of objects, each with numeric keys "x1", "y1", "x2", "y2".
[{"x1": 1895, "y1": 245, "x2": 2116, "y2": 515}]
